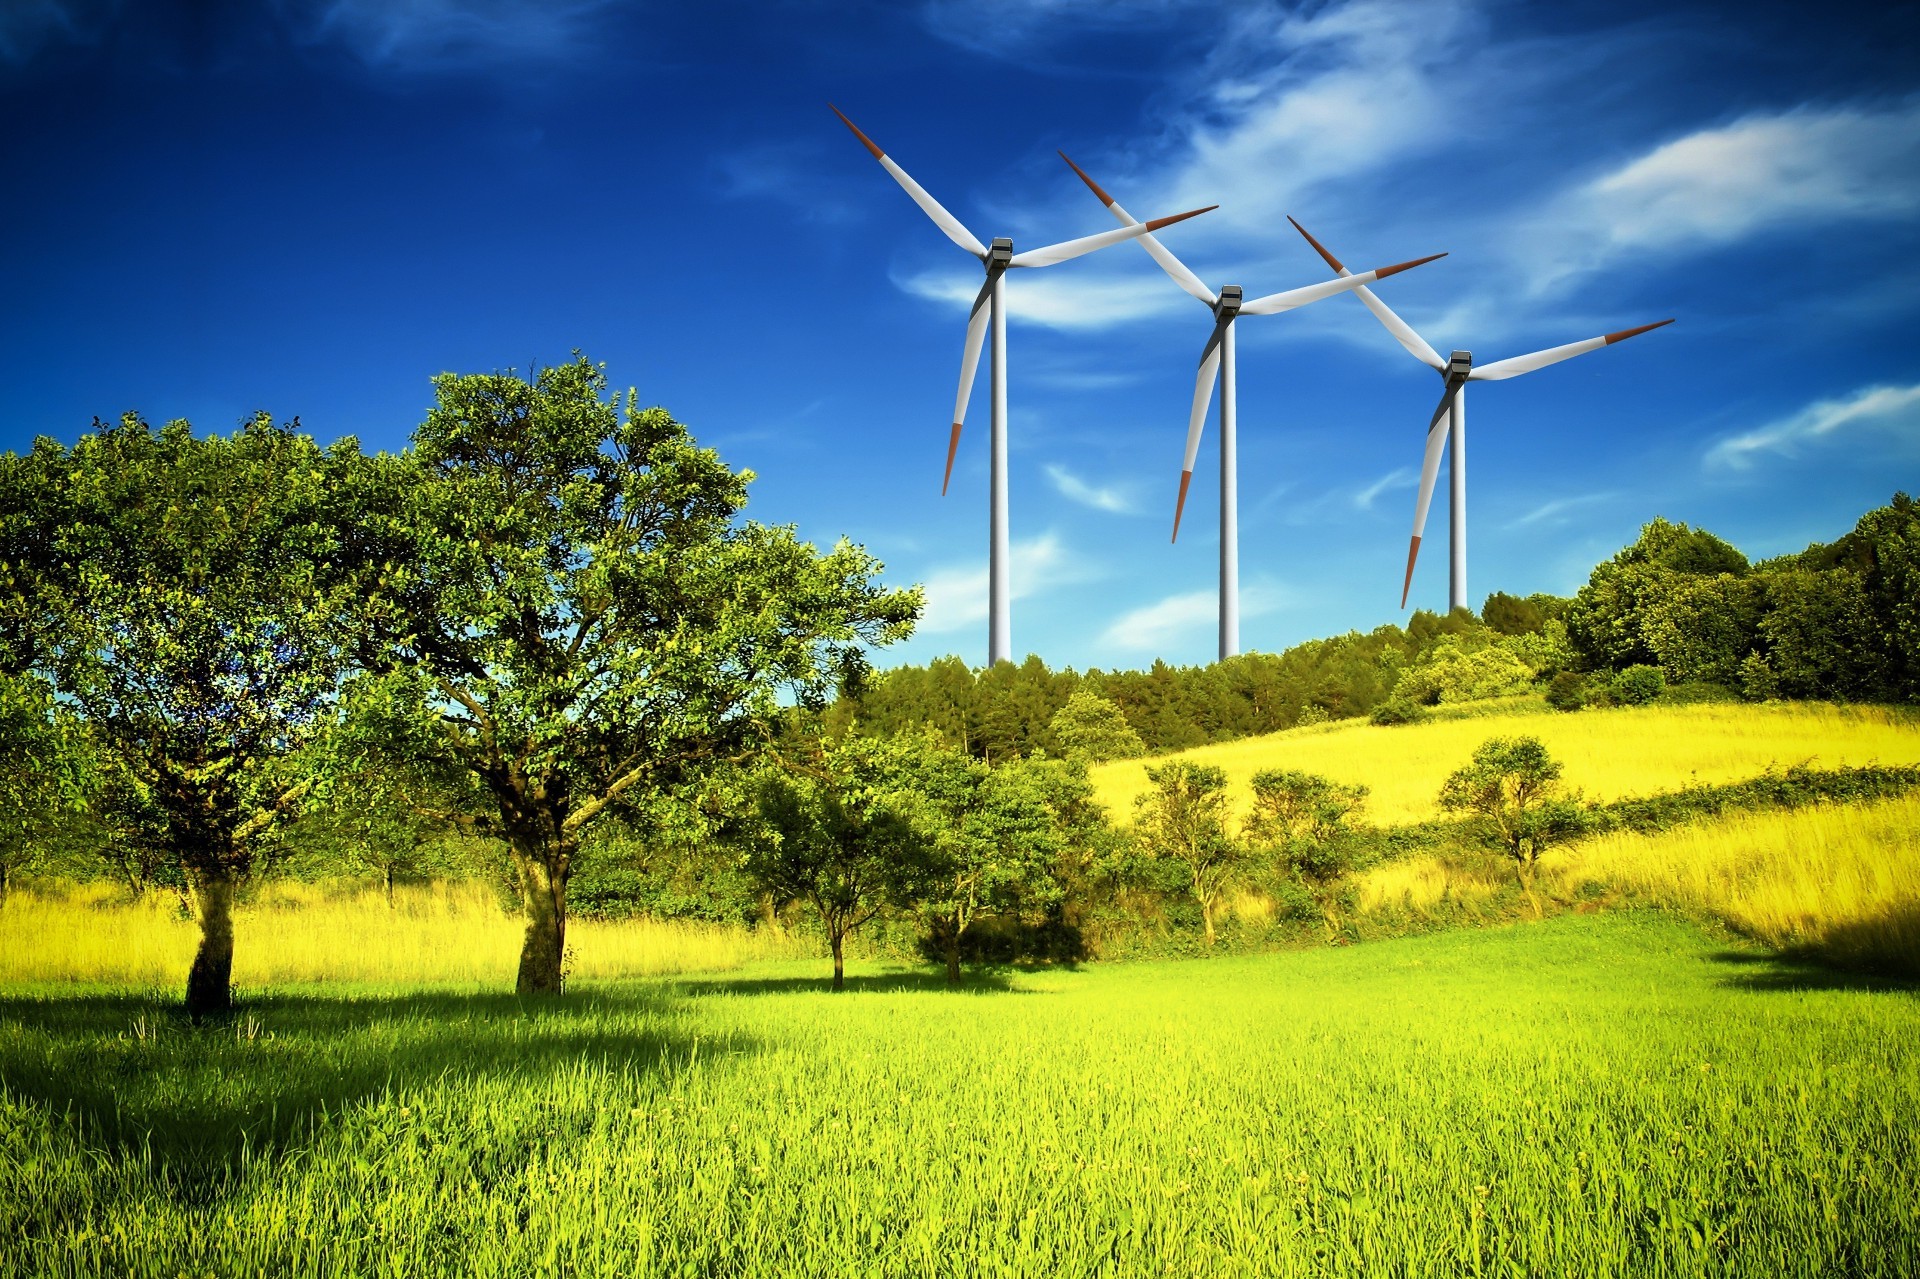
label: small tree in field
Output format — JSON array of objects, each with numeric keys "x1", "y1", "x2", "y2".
[
  {"x1": 745, "y1": 734, "x2": 929, "y2": 990},
  {"x1": 1133, "y1": 760, "x2": 1241, "y2": 948},
  {"x1": 1244, "y1": 769, "x2": 1368, "y2": 932},
  {"x1": 905, "y1": 745, "x2": 1067, "y2": 983},
  {"x1": 1438, "y1": 736, "x2": 1587, "y2": 914}
]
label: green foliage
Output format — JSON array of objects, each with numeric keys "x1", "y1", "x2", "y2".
[
  {"x1": 1437, "y1": 737, "x2": 1588, "y2": 904},
  {"x1": 1545, "y1": 671, "x2": 1588, "y2": 712},
  {"x1": 0, "y1": 674, "x2": 93, "y2": 898},
  {"x1": 1368, "y1": 699, "x2": 1426, "y2": 726},
  {"x1": 354, "y1": 357, "x2": 918, "y2": 994},
  {"x1": 0, "y1": 413, "x2": 368, "y2": 1011},
  {"x1": 1048, "y1": 690, "x2": 1145, "y2": 762},
  {"x1": 1610, "y1": 664, "x2": 1667, "y2": 706},
  {"x1": 743, "y1": 733, "x2": 933, "y2": 988},
  {"x1": 1132, "y1": 760, "x2": 1242, "y2": 947},
  {"x1": 1394, "y1": 637, "x2": 1536, "y2": 706}
]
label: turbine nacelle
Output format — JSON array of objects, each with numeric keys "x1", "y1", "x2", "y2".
[
  {"x1": 1214, "y1": 285, "x2": 1244, "y2": 322},
  {"x1": 987, "y1": 237, "x2": 1013, "y2": 268},
  {"x1": 1447, "y1": 350, "x2": 1472, "y2": 378}
]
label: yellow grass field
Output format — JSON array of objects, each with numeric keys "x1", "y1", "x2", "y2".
[
  {"x1": 1091, "y1": 700, "x2": 1920, "y2": 825},
  {"x1": 0, "y1": 880, "x2": 806, "y2": 989},
  {"x1": 1355, "y1": 793, "x2": 1920, "y2": 974}
]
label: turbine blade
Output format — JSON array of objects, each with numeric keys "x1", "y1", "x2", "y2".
[
  {"x1": 1172, "y1": 322, "x2": 1228, "y2": 542},
  {"x1": 1058, "y1": 151, "x2": 1216, "y2": 304},
  {"x1": 944, "y1": 277, "x2": 993, "y2": 494},
  {"x1": 1238, "y1": 253, "x2": 1447, "y2": 315},
  {"x1": 1469, "y1": 319, "x2": 1675, "y2": 381},
  {"x1": 830, "y1": 104, "x2": 987, "y2": 258},
  {"x1": 1403, "y1": 385, "x2": 1456, "y2": 607},
  {"x1": 1287, "y1": 216, "x2": 1446, "y2": 370},
  {"x1": 1009, "y1": 206, "x2": 1215, "y2": 269}
]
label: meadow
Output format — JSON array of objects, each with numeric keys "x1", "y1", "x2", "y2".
[
  {"x1": 5, "y1": 697, "x2": 1918, "y2": 1275},
  {"x1": 2, "y1": 912, "x2": 1915, "y2": 1278},
  {"x1": 1090, "y1": 701, "x2": 1920, "y2": 825}
]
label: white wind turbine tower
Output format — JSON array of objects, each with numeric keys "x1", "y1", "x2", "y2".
[
  {"x1": 832, "y1": 107, "x2": 1214, "y2": 667},
  {"x1": 1289, "y1": 218, "x2": 1672, "y2": 614},
  {"x1": 1060, "y1": 153, "x2": 1445, "y2": 660}
]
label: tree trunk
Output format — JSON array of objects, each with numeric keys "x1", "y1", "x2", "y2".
[
  {"x1": 830, "y1": 927, "x2": 846, "y2": 992},
  {"x1": 385, "y1": 864, "x2": 396, "y2": 909},
  {"x1": 944, "y1": 932, "x2": 961, "y2": 985},
  {"x1": 515, "y1": 851, "x2": 568, "y2": 996},
  {"x1": 0, "y1": 862, "x2": 10, "y2": 907},
  {"x1": 185, "y1": 872, "x2": 235, "y2": 1018},
  {"x1": 1517, "y1": 858, "x2": 1542, "y2": 919},
  {"x1": 1201, "y1": 897, "x2": 1217, "y2": 949}
]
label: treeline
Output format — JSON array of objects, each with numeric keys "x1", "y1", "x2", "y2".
[{"x1": 828, "y1": 493, "x2": 1920, "y2": 759}]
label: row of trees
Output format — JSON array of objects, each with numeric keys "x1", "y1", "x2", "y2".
[
  {"x1": 0, "y1": 358, "x2": 918, "y2": 1012},
  {"x1": 823, "y1": 494, "x2": 1920, "y2": 763}
]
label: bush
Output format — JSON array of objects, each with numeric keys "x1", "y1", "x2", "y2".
[
  {"x1": 1370, "y1": 699, "x2": 1426, "y2": 726},
  {"x1": 1610, "y1": 665, "x2": 1666, "y2": 705},
  {"x1": 1545, "y1": 671, "x2": 1587, "y2": 712}
]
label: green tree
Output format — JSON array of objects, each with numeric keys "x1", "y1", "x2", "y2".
[
  {"x1": 1243, "y1": 769, "x2": 1368, "y2": 932},
  {"x1": 1437, "y1": 736, "x2": 1587, "y2": 914},
  {"x1": 356, "y1": 358, "x2": 917, "y2": 994},
  {"x1": 0, "y1": 415, "x2": 365, "y2": 1013},
  {"x1": 1049, "y1": 690, "x2": 1146, "y2": 762},
  {"x1": 1133, "y1": 760, "x2": 1240, "y2": 948},
  {"x1": 0, "y1": 674, "x2": 92, "y2": 902},
  {"x1": 745, "y1": 733, "x2": 930, "y2": 990},
  {"x1": 906, "y1": 746, "x2": 1069, "y2": 983}
]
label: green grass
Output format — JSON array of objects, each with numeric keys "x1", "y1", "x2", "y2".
[{"x1": 3, "y1": 913, "x2": 1915, "y2": 1277}]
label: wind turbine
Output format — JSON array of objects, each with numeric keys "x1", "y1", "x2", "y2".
[
  {"x1": 831, "y1": 106, "x2": 1214, "y2": 667},
  {"x1": 1288, "y1": 218, "x2": 1672, "y2": 613},
  {"x1": 1059, "y1": 153, "x2": 1445, "y2": 660}
]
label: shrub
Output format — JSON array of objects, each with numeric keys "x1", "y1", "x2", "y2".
[
  {"x1": 1370, "y1": 699, "x2": 1426, "y2": 726},
  {"x1": 1545, "y1": 671, "x2": 1588, "y2": 712},
  {"x1": 1610, "y1": 665, "x2": 1666, "y2": 705}
]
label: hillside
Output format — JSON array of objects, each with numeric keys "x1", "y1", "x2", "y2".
[{"x1": 1089, "y1": 699, "x2": 1920, "y2": 826}]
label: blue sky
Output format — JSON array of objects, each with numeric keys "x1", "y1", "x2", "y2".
[{"x1": 3, "y1": 0, "x2": 1917, "y2": 670}]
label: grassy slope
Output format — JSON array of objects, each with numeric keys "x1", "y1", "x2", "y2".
[
  {"x1": 1090, "y1": 700, "x2": 1920, "y2": 825},
  {"x1": 3, "y1": 913, "x2": 1915, "y2": 1278}
]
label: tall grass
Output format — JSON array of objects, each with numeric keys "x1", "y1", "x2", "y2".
[
  {"x1": 1550, "y1": 794, "x2": 1920, "y2": 974},
  {"x1": 0, "y1": 881, "x2": 806, "y2": 989},
  {"x1": 1092, "y1": 701, "x2": 1920, "y2": 825},
  {"x1": 1, "y1": 914, "x2": 1912, "y2": 1278}
]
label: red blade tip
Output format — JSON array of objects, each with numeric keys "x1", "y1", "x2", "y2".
[
  {"x1": 941, "y1": 422, "x2": 963, "y2": 495},
  {"x1": 1287, "y1": 216, "x2": 1346, "y2": 273},
  {"x1": 828, "y1": 103, "x2": 884, "y2": 160},
  {"x1": 1057, "y1": 151, "x2": 1116, "y2": 207},
  {"x1": 1171, "y1": 470, "x2": 1194, "y2": 542}
]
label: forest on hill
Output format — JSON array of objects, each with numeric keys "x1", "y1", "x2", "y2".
[{"x1": 827, "y1": 493, "x2": 1920, "y2": 759}]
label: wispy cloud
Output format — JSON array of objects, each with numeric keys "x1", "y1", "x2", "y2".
[
  {"x1": 715, "y1": 141, "x2": 862, "y2": 226},
  {"x1": 894, "y1": 268, "x2": 1184, "y2": 332},
  {"x1": 1530, "y1": 98, "x2": 1920, "y2": 288},
  {"x1": 914, "y1": 532, "x2": 1094, "y2": 634},
  {"x1": 1505, "y1": 492, "x2": 1619, "y2": 530},
  {"x1": 1044, "y1": 463, "x2": 1139, "y2": 514},
  {"x1": 1100, "y1": 580, "x2": 1288, "y2": 650},
  {"x1": 1705, "y1": 383, "x2": 1920, "y2": 470},
  {"x1": 0, "y1": 0, "x2": 120, "y2": 64},
  {"x1": 274, "y1": 0, "x2": 619, "y2": 70},
  {"x1": 1352, "y1": 466, "x2": 1415, "y2": 511}
]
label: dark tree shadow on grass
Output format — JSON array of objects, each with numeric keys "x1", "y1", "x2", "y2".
[
  {"x1": 0, "y1": 986, "x2": 749, "y2": 1204},
  {"x1": 672, "y1": 968, "x2": 1027, "y2": 998},
  {"x1": 1707, "y1": 949, "x2": 1920, "y2": 995}
]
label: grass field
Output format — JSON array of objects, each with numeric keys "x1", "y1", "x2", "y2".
[
  {"x1": 0, "y1": 880, "x2": 806, "y2": 990},
  {"x1": 1090, "y1": 701, "x2": 1920, "y2": 825},
  {"x1": 1, "y1": 913, "x2": 1913, "y2": 1278}
]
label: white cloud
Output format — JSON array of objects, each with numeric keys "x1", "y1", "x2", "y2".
[
  {"x1": 1532, "y1": 99, "x2": 1920, "y2": 287},
  {"x1": 274, "y1": 0, "x2": 618, "y2": 69},
  {"x1": 914, "y1": 532, "x2": 1092, "y2": 634},
  {"x1": 1705, "y1": 383, "x2": 1920, "y2": 470},
  {"x1": 1044, "y1": 463, "x2": 1138, "y2": 514},
  {"x1": 894, "y1": 268, "x2": 1184, "y2": 332},
  {"x1": 1504, "y1": 492, "x2": 1619, "y2": 530},
  {"x1": 1352, "y1": 466, "x2": 1415, "y2": 511},
  {"x1": 1100, "y1": 581, "x2": 1289, "y2": 650}
]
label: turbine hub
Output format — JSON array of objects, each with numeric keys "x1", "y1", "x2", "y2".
[
  {"x1": 1215, "y1": 284, "x2": 1243, "y2": 320},
  {"x1": 987, "y1": 237, "x2": 1013, "y2": 266},
  {"x1": 1448, "y1": 350, "x2": 1472, "y2": 377}
]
